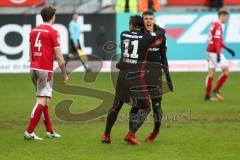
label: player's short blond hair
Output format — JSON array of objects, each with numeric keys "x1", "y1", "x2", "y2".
[{"x1": 218, "y1": 8, "x2": 229, "y2": 17}]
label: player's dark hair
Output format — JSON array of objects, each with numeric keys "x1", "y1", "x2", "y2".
[
  {"x1": 129, "y1": 15, "x2": 144, "y2": 29},
  {"x1": 41, "y1": 6, "x2": 56, "y2": 22},
  {"x1": 218, "y1": 8, "x2": 229, "y2": 17},
  {"x1": 142, "y1": 10, "x2": 154, "y2": 18}
]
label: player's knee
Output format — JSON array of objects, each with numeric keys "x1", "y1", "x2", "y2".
[
  {"x1": 138, "y1": 108, "x2": 150, "y2": 118},
  {"x1": 223, "y1": 68, "x2": 229, "y2": 76},
  {"x1": 153, "y1": 107, "x2": 163, "y2": 115},
  {"x1": 208, "y1": 73, "x2": 214, "y2": 78},
  {"x1": 46, "y1": 98, "x2": 51, "y2": 105},
  {"x1": 152, "y1": 98, "x2": 162, "y2": 110},
  {"x1": 208, "y1": 69, "x2": 215, "y2": 77},
  {"x1": 37, "y1": 97, "x2": 47, "y2": 106}
]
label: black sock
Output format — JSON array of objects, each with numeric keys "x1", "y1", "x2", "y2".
[
  {"x1": 129, "y1": 99, "x2": 150, "y2": 134},
  {"x1": 130, "y1": 109, "x2": 149, "y2": 134},
  {"x1": 152, "y1": 97, "x2": 163, "y2": 132},
  {"x1": 104, "y1": 96, "x2": 123, "y2": 134}
]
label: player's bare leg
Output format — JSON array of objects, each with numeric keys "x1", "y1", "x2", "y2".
[{"x1": 212, "y1": 67, "x2": 229, "y2": 101}]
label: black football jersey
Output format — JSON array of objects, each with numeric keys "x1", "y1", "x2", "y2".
[
  {"x1": 145, "y1": 26, "x2": 170, "y2": 75},
  {"x1": 146, "y1": 26, "x2": 166, "y2": 62},
  {"x1": 117, "y1": 29, "x2": 163, "y2": 70}
]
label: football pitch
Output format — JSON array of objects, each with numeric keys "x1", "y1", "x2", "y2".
[{"x1": 0, "y1": 72, "x2": 239, "y2": 160}]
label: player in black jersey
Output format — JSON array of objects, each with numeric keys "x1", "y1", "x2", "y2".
[
  {"x1": 102, "y1": 15, "x2": 165, "y2": 145},
  {"x1": 141, "y1": 10, "x2": 173, "y2": 143}
]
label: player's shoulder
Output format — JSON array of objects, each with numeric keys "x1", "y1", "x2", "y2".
[
  {"x1": 213, "y1": 22, "x2": 221, "y2": 26},
  {"x1": 213, "y1": 21, "x2": 222, "y2": 28},
  {"x1": 32, "y1": 24, "x2": 58, "y2": 34},
  {"x1": 31, "y1": 25, "x2": 41, "y2": 32},
  {"x1": 121, "y1": 30, "x2": 130, "y2": 36},
  {"x1": 120, "y1": 31, "x2": 133, "y2": 39},
  {"x1": 121, "y1": 30, "x2": 143, "y2": 39},
  {"x1": 43, "y1": 24, "x2": 58, "y2": 33},
  {"x1": 154, "y1": 24, "x2": 166, "y2": 34},
  {"x1": 47, "y1": 25, "x2": 58, "y2": 34}
]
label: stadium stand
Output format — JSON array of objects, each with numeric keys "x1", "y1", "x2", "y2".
[{"x1": 0, "y1": 0, "x2": 239, "y2": 14}]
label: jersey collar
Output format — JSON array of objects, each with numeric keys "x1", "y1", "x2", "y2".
[{"x1": 42, "y1": 23, "x2": 52, "y2": 26}]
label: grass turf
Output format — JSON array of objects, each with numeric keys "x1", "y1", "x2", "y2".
[{"x1": 0, "y1": 72, "x2": 239, "y2": 160}]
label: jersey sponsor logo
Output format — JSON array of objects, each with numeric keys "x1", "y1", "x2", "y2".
[{"x1": 215, "y1": 30, "x2": 221, "y2": 36}]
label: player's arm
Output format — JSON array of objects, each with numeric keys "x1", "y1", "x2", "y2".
[
  {"x1": 212, "y1": 29, "x2": 222, "y2": 55},
  {"x1": 29, "y1": 32, "x2": 32, "y2": 62},
  {"x1": 222, "y1": 42, "x2": 235, "y2": 57},
  {"x1": 116, "y1": 32, "x2": 126, "y2": 70},
  {"x1": 29, "y1": 43, "x2": 32, "y2": 61},
  {"x1": 51, "y1": 30, "x2": 68, "y2": 83},
  {"x1": 221, "y1": 42, "x2": 227, "y2": 49},
  {"x1": 160, "y1": 36, "x2": 169, "y2": 74},
  {"x1": 213, "y1": 25, "x2": 235, "y2": 58},
  {"x1": 55, "y1": 47, "x2": 68, "y2": 84},
  {"x1": 160, "y1": 35, "x2": 173, "y2": 91},
  {"x1": 224, "y1": 47, "x2": 235, "y2": 57},
  {"x1": 212, "y1": 25, "x2": 223, "y2": 62}
]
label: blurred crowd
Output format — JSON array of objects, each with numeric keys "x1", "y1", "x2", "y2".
[
  {"x1": 116, "y1": 0, "x2": 160, "y2": 12},
  {"x1": 115, "y1": 0, "x2": 232, "y2": 13}
]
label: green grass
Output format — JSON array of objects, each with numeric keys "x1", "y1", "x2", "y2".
[{"x1": 0, "y1": 72, "x2": 240, "y2": 160}]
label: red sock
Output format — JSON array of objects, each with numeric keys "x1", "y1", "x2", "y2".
[
  {"x1": 42, "y1": 106, "x2": 53, "y2": 132},
  {"x1": 215, "y1": 74, "x2": 228, "y2": 91},
  {"x1": 27, "y1": 103, "x2": 44, "y2": 133},
  {"x1": 206, "y1": 76, "x2": 213, "y2": 96}
]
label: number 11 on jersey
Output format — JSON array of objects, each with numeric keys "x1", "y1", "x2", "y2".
[{"x1": 123, "y1": 39, "x2": 139, "y2": 59}]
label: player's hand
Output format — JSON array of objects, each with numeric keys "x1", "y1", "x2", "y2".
[
  {"x1": 217, "y1": 54, "x2": 221, "y2": 63},
  {"x1": 63, "y1": 75, "x2": 69, "y2": 84},
  {"x1": 167, "y1": 81, "x2": 174, "y2": 92},
  {"x1": 225, "y1": 47, "x2": 235, "y2": 57},
  {"x1": 166, "y1": 75, "x2": 173, "y2": 92}
]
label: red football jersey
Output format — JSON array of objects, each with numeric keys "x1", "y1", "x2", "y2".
[
  {"x1": 30, "y1": 24, "x2": 60, "y2": 72},
  {"x1": 207, "y1": 20, "x2": 227, "y2": 54}
]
